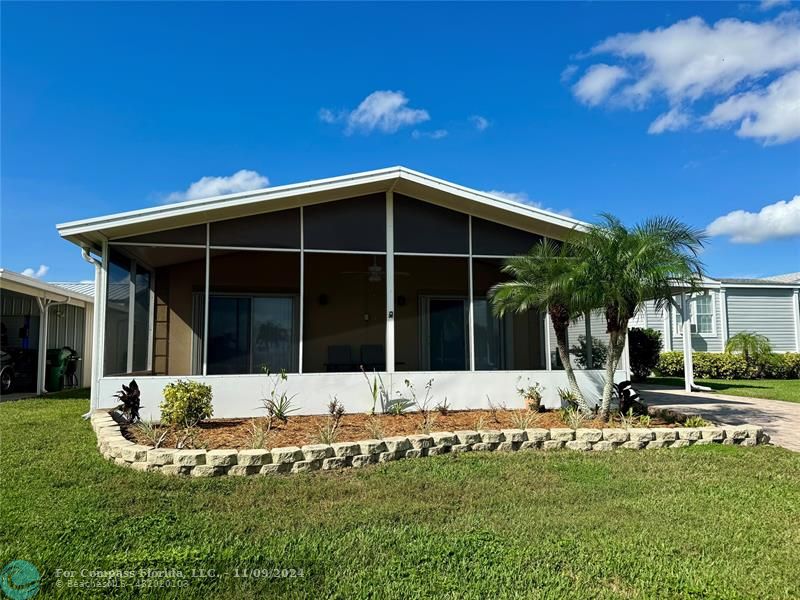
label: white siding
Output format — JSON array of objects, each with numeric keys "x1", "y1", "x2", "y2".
[{"x1": 726, "y1": 288, "x2": 796, "y2": 352}]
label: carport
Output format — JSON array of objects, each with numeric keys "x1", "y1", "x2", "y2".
[{"x1": 0, "y1": 268, "x2": 94, "y2": 397}]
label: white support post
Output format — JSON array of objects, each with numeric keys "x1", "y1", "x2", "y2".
[
  {"x1": 719, "y1": 287, "x2": 729, "y2": 349},
  {"x1": 467, "y1": 216, "x2": 475, "y2": 371},
  {"x1": 35, "y1": 297, "x2": 48, "y2": 395},
  {"x1": 793, "y1": 289, "x2": 800, "y2": 353},
  {"x1": 385, "y1": 190, "x2": 395, "y2": 374},
  {"x1": 202, "y1": 223, "x2": 210, "y2": 376},
  {"x1": 298, "y1": 207, "x2": 305, "y2": 374},
  {"x1": 681, "y1": 294, "x2": 694, "y2": 393},
  {"x1": 94, "y1": 240, "x2": 109, "y2": 407},
  {"x1": 544, "y1": 311, "x2": 553, "y2": 371},
  {"x1": 622, "y1": 329, "x2": 631, "y2": 381}
]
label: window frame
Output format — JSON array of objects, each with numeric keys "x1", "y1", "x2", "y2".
[{"x1": 672, "y1": 291, "x2": 716, "y2": 337}]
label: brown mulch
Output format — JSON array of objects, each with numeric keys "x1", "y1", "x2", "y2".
[{"x1": 122, "y1": 408, "x2": 676, "y2": 450}]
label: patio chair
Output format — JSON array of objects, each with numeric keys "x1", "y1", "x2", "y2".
[
  {"x1": 360, "y1": 344, "x2": 385, "y2": 371},
  {"x1": 326, "y1": 345, "x2": 355, "y2": 372}
]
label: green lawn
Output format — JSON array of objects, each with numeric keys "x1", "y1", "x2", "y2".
[
  {"x1": 646, "y1": 377, "x2": 800, "y2": 403},
  {"x1": 2, "y1": 395, "x2": 800, "y2": 599}
]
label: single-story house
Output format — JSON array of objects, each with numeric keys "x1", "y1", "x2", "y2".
[
  {"x1": 57, "y1": 166, "x2": 628, "y2": 418},
  {"x1": 0, "y1": 269, "x2": 94, "y2": 396},
  {"x1": 636, "y1": 274, "x2": 800, "y2": 354}
]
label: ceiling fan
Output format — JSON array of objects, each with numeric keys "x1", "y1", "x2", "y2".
[{"x1": 341, "y1": 256, "x2": 409, "y2": 282}]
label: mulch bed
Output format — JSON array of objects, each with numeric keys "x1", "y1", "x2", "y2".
[{"x1": 122, "y1": 408, "x2": 676, "y2": 450}]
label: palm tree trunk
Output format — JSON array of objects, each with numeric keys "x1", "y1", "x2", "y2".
[
  {"x1": 599, "y1": 326, "x2": 628, "y2": 420},
  {"x1": 552, "y1": 322, "x2": 591, "y2": 414}
]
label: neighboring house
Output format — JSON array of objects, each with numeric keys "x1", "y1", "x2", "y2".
[
  {"x1": 635, "y1": 275, "x2": 800, "y2": 354},
  {"x1": 57, "y1": 166, "x2": 627, "y2": 418},
  {"x1": 0, "y1": 269, "x2": 94, "y2": 395}
]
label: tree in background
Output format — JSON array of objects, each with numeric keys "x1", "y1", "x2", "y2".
[
  {"x1": 628, "y1": 327, "x2": 663, "y2": 382},
  {"x1": 725, "y1": 331, "x2": 772, "y2": 376}
]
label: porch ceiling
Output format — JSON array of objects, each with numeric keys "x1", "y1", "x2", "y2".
[{"x1": 57, "y1": 167, "x2": 587, "y2": 250}]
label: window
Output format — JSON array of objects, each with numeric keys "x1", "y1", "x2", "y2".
[
  {"x1": 695, "y1": 294, "x2": 714, "y2": 334},
  {"x1": 131, "y1": 265, "x2": 151, "y2": 372},
  {"x1": 673, "y1": 292, "x2": 715, "y2": 336}
]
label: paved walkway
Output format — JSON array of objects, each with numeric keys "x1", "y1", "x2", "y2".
[{"x1": 639, "y1": 384, "x2": 800, "y2": 452}]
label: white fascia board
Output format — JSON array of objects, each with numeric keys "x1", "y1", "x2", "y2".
[
  {"x1": 396, "y1": 167, "x2": 589, "y2": 231},
  {"x1": 0, "y1": 269, "x2": 94, "y2": 305},
  {"x1": 57, "y1": 166, "x2": 403, "y2": 239}
]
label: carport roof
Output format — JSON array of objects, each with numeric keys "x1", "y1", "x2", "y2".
[{"x1": 0, "y1": 269, "x2": 94, "y2": 304}]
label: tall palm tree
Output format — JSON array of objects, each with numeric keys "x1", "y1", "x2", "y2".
[
  {"x1": 489, "y1": 240, "x2": 591, "y2": 413},
  {"x1": 568, "y1": 214, "x2": 706, "y2": 420}
]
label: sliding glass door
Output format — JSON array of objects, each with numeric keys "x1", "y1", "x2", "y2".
[{"x1": 205, "y1": 295, "x2": 298, "y2": 375}]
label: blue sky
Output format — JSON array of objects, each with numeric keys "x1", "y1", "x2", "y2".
[{"x1": 2, "y1": 1, "x2": 798, "y2": 282}]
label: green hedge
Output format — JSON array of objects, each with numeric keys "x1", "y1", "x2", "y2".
[{"x1": 656, "y1": 351, "x2": 800, "y2": 380}]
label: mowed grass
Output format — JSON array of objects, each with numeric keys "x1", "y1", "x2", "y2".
[
  {"x1": 2, "y1": 395, "x2": 800, "y2": 599},
  {"x1": 647, "y1": 376, "x2": 800, "y2": 403}
]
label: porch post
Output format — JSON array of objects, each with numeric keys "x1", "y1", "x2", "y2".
[
  {"x1": 385, "y1": 190, "x2": 395, "y2": 374},
  {"x1": 544, "y1": 311, "x2": 552, "y2": 370},
  {"x1": 681, "y1": 293, "x2": 694, "y2": 393},
  {"x1": 299, "y1": 207, "x2": 304, "y2": 374},
  {"x1": 718, "y1": 287, "x2": 729, "y2": 348},
  {"x1": 35, "y1": 297, "x2": 48, "y2": 395},
  {"x1": 202, "y1": 223, "x2": 210, "y2": 376},
  {"x1": 94, "y1": 239, "x2": 109, "y2": 408},
  {"x1": 662, "y1": 306, "x2": 672, "y2": 351},
  {"x1": 467, "y1": 216, "x2": 475, "y2": 371},
  {"x1": 793, "y1": 289, "x2": 800, "y2": 353}
]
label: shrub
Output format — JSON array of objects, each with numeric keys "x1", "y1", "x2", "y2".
[
  {"x1": 783, "y1": 353, "x2": 800, "y2": 378},
  {"x1": 684, "y1": 415, "x2": 709, "y2": 427},
  {"x1": 114, "y1": 379, "x2": 142, "y2": 423},
  {"x1": 160, "y1": 380, "x2": 213, "y2": 427},
  {"x1": 628, "y1": 328, "x2": 662, "y2": 382},
  {"x1": 656, "y1": 351, "x2": 799, "y2": 380}
]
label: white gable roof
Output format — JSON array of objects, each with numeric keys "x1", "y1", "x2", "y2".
[{"x1": 57, "y1": 166, "x2": 586, "y2": 248}]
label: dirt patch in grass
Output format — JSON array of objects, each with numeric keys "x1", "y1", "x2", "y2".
[{"x1": 122, "y1": 408, "x2": 676, "y2": 450}]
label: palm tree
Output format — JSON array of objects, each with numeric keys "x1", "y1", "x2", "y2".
[
  {"x1": 489, "y1": 240, "x2": 591, "y2": 413},
  {"x1": 725, "y1": 331, "x2": 771, "y2": 371},
  {"x1": 568, "y1": 214, "x2": 706, "y2": 420}
]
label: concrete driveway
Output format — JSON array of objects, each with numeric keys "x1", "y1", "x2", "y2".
[{"x1": 639, "y1": 384, "x2": 800, "y2": 452}]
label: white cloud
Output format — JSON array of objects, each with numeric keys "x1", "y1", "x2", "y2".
[
  {"x1": 571, "y1": 12, "x2": 800, "y2": 143},
  {"x1": 648, "y1": 107, "x2": 691, "y2": 134},
  {"x1": 572, "y1": 64, "x2": 629, "y2": 106},
  {"x1": 320, "y1": 90, "x2": 429, "y2": 134},
  {"x1": 411, "y1": 129, "x2": 448, "y2": 140},
  {"x1": 485, "y1": 190, "x2": 573, "y2": 217},
  {"x1": 560, "y1": 64, "x2": 579, "y2": 83},
  {"x1": 469, "y1": 115, "x2": 490, "y2": 131},
  {"x1": 166, "y1": 169, "x2": 269, "y2": 203},
  {"x1": 761, "y1": 0, "x2": 790, "y2": 10},
  {"x1": 707, "y1": 194, "x2": 800, "y2": 243},
  {"x1": 703, "y1": 70, "x2": 800, "y2": 144},
  {"x1": 22, "y1": 265, "x2": 49, "y2": 278}
]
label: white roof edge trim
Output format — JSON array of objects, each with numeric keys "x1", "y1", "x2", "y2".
[
  {"x1": 0, "y1": 268, "x2": 94, "y2": 303},
  {"x1": 396, "y1": 166, "x2": 587, "y2": 230},
  {"x1": 57, "y1": 166, "x2": 589, "y2": 238}
]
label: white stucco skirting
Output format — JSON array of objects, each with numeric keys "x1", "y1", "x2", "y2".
[
  {"x1": 96, "y1": 370, "x2": 626, "y2": 420},
  {"x1": 91, "y1": 411, "x2": 770, "y2": 478}
]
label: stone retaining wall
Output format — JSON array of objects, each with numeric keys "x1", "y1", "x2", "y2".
[{"x1": 90, "y1": 411, "x2": 770, "y2": 477}]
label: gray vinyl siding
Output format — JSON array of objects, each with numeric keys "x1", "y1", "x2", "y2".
[{"x1": 726, "y1": 288, "x2": 797, "y2": 352}]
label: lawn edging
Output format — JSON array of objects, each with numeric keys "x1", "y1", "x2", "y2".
[{"x1": 91, "y1": 410, "x2": 771, "y2": 477}]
